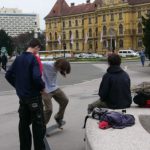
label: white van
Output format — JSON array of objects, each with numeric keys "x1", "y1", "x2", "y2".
[{"x1": 118, "y1": 50, "x2": 139, "y2": 57}]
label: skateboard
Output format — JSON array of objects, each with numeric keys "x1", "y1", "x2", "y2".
[
  {"x1": 44, "y1": 137, "x2": 52, "y2": 150},
  {"x1": 46, "y1": 121, "x2": 66, "y2": 136}
]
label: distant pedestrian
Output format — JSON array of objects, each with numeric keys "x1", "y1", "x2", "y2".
[
  {"x1": 1, "y1": 54, "x2": 8, "y2": 71},
  {"x1": 5, "y1": 39, "x2": 46, "y2": 150},
  {"x1": 42, "y1": 59, "x2": 71, "y2": 127},
  {"x1": 139, "y1": 50, "x2": 145, "y2": 67},
  {"x1": 0, "y1": 55, "x2": 1, "y2": 71}
]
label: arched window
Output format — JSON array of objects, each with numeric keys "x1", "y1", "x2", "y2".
[
  {"x1": 70, "y1": 43, "x2": 72, "y2": 49},
  {"x1": 103, "y1": 26, "x2": 107, "y2": 35},
  {"x1": 89, "y1": 17, "x2": 92, "y2": 24},
  {"x1": 69, "y1": 20, "x2": 72, "y2": 27},
  {"x1": 110, "y1": 14, "x2": 114, "y2": 21},
  {"x1": 55, "y1": 32, "x2": 57, "y2": 40},
  {"x1": 89, "y1": 41, "x2": 93, "y2": 49},
  {"x1": 119, "y1": 24, "x2": 123, "y2": 34},
  {"x1": 89, "y1": 28, "x2": 92, "y2": 37},
  {"x1": 95, "y1": 41, "x2": 98, "y2": 49},
  {"x1": 138, "y1": 39, "x2": 143, "y2": 47},
  {"x1": 103, "y1": 40, "x2": 107, "y2": 48},
  {"x1": 138, "y1": 23, "x2": 142, "y2": 33},
  {"x1": 82, "y1": 29, "x2": 84, "y2": 38},
  {"x1": 119, "y1": 39, "x2": 123, "y2": 48},
  {"x1": 95, "y1": 27, "x2": 98, "y2": 37},
  {"x1": 49, "y1": 32, "x2": 52, "y2": 40},
  {"x1": 63, "y1": 21, "x2": 65, "y2": 28},
  {"x1": 69, "y1": 31, "x2": 72, "y2": 39},
  {"x1": 63, "y1": 32, "x2": 66, "y2": 40},
  {"x1": 76, "y1": 42, "x2": 79, "y2": 50},
  {"x1": 76, "y1": 30, "x2": 79, "y2": 39},
  {"x1": 75, "y1": 20, "x2": 78, "y2": 26}
]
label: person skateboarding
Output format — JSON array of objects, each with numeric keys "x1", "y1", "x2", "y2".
[{"x1": 42, "y1": 59, "x2": 71, "y2": 127}]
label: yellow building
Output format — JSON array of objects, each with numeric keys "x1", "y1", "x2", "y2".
[{"x1": 45, "y1": 0, "x2": 150, "y2": 54}]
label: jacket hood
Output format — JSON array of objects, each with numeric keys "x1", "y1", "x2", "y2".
[{"x1": 107, "y1": 66, "x2": 123, "y2": 74}]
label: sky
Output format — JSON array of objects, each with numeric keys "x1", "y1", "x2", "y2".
[{"x1": 0, "y1": 0, "x2": 94, "y2": 30}]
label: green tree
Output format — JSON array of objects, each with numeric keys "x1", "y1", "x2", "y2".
[
  {"x1": 142, "y1": 14, "x2": 150, "y2": 59},
  {"x1": 0, "y1": 29, "x2": 14, "y2": 56},
  {"x1": 12, "y1": 31, "x2": 46, "y2": 54}
]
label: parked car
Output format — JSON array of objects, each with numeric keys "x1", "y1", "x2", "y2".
[
  {"x1": 118, "y1": 50, "x2": 139, "y2": 57},
  {"x1": 90, "y1": 53, "x2": 103, "y2": 58}
]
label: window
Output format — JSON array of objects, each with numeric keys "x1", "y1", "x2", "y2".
[
  {"x1": 49, "y1": 33, "x2": 52, "y2": 40},
  {"x1": 69, "y1": 20, "x2": 72, "y2": 27},
  {"x1": 82, "y1": 18, "x2": 84, "y2": 25},
  {"x1": 95, "y1": 27, "x2": 98, "y2": 37},
  {"x1": 76, "y1": 30, "x2": 79, "y2": 39},
  {"x1": 76, "y1": 42, "x2": 79, "y2": 50},
  {"x1": 95, "y1": 16, "x2": 98, "y2": 24},
  {"x1": 103, "y1": 40, "x2": 107, "y2": 48},
  {"x1": 55, "y1": 32, "x2": 57, "y2": 40},
  {"x1": 103, "y1": 26, "x2": 107, "y2": 35},
  {"x1": 138, "y1": 23, "x2": 142, "y2": 33},
  {"x1": 119, "y1": 13, "x2": 122, "y2": 20},
  {"x1": 89, "y1": 28, "x2": 92, "y2": 37},
  {"x1": 63, "y1": 32, "x2": 66, "y2": 40},
  {"x1": 138, "y1": 39, "x2": 143, "y2": 47},
  {"x1": 119, "y1": 39, "x2": 123, "y2": 48},
  {"x1": 119, "y1": 24, "x2": 123, "y2": 34},
  {"x1": 89, "y1": 41, "x2": 93, "y2": 49},
  {"x1": 103, "y1": 15, "x2": 106, "y2": 22},
  {"x1": 69, "y1": 30, "x2": 72, "y2": 39},
  {"x1": 63, "y1": 21, "x2": 65, "y2": 28},
  {"x1": 89, "y1": 17, "x2": 92, "y2": 24},
  {"x1": 82, "y1": 29, "x2": 84, "y2": 38},
  {"x1": 110, "y1": 14, "x2": 114, "y2": 21},
  {"x1": 75, "y1": 20, "x2": 78, "y2": 26},
  {"x1": 95, "y1": 41, "x2": 98, "y2": 49},
  {"x1": 70, "y1": 43, "x2": 72, "y2": 49},
  {"x1": 138, "y1": 11, "x2": 141, "y2": 18}
]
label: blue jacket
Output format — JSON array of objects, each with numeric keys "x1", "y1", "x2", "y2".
[
  {"x1": 99, "y1": 66, "x2": 132, "y2": 109},
  {"x1": 5, "y1": 52, "x2": 45, "y2": 99}
]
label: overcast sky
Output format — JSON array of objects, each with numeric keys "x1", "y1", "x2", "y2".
[{"x1": 0, "y1": 0, "x2": 94, "y2": 30}]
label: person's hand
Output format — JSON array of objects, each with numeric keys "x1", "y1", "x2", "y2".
[{"x1": 40, "y1": 89, "x2": 47, "y2": 95}]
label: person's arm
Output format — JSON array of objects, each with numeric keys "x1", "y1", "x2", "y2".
[
  {"x1": 98, "y1": 74, "x2": 110, "y2": 102},
  {"x1": 32, "y1": 57, "x2": 45, "y2": 91},
  {"x1": 5, "y1": 59, "x2": 16, "y2": 87}
]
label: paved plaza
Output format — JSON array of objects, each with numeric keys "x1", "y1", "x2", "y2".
[{"x1": 0, "y1": 61, "x2": 150, "y2": 150}]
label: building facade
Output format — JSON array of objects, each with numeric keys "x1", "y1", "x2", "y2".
[
  {"x1": 45, "y1": 0, "x2": 150, "y2": 54},
  {"x1": 0, "y1": 8, "x2": 39, "y2": 37}
]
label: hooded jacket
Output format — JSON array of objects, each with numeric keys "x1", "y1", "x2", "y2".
[{"x1": 99, "y1": 66, "x2": 132, "y2": 109}]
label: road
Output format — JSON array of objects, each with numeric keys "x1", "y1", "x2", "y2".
[
  {"x1": 0, "y1": 60, "x2": 150, "y2": 150},
  {"x1": 0, "y1": 60, "x2": 149, "y2": 92}
]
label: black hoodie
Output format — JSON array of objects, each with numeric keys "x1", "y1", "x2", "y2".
[{"x1": 99, "y1": 66, "x2": 132, "y2": 109}]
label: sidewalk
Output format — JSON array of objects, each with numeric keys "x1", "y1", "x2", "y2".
[{"x1": 0, "y1": 63, "x2": 150, "y2": 150}]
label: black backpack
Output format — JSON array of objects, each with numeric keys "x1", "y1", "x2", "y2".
[{"x1": 133, "y1": 92, "x2": 150, "y2": 107}]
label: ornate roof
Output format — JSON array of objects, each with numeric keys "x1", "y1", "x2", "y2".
[
  {"x1": 45, "y1": 0, "x2": 150, "y2": 19},
  {"x1": 128, "y1": 0, "x2": 150, "y2": 5}
]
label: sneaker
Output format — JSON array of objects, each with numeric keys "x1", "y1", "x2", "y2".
[{"x1": 55, "y1": 118, "x2": 66, "y2": 128}]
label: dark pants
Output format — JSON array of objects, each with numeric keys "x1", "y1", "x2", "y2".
[
  {"x1": 2, "y1": 63, "x2": 7, "y2": 71},
  {"x1": 18, "y1": 96, "x2": 46, "y2": 150}
]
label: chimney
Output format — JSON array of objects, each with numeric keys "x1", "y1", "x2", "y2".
[
  {"x1": 86, "y1": 0, "x2": 90, "y2": 3},
  {"x1": 71, "y1": 3, "x2": 75, "y2": 6}
]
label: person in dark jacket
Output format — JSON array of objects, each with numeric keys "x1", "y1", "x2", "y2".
[
  {"x1": 1, "y1": 54, "x2": 8, "y2": 71},
  {"x1": 5, "y1": 39, "x2": 46, "y2": 150},
  {"x1": 0, "y1": 55, "x2": 1, "y2": 71},
  {"x1": 88, "y1": 53, "x2": 132, "y2": 113}
]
